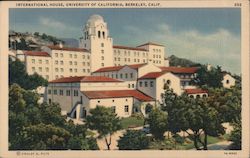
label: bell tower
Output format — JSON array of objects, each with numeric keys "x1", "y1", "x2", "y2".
[{"x1": 80, "y1": 14, "x2": 114, "y2": 72}]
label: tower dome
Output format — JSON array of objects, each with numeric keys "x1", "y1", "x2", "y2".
[{"x1": 86, "y1": 14, "x2": 104, "y2": 26}]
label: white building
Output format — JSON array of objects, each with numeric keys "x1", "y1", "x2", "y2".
[
  {"x1": 222, "y1": 73, "x2": 236, "y2": 88},
  {"x1": 46, "y1": 75, "x2": 154, "y2": 119}
]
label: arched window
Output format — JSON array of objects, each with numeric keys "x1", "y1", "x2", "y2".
[
  {"x1": 202, "y1": 94, "x2": 207, "y2": 98},
  {"x1": 196, "y1": 95, "x2": 200, "y2": 98},
  {"x1": 98, "y1": 31, "x2": 101, "y2": 38},
  {"x1": 102, "y1": 31, "x2": 105, "y2": 38},
  {"x1": 226, "y1": 80, "x2": 230, "y2": 84},
  {"x1": 166, "y1": 80, "x2": 171, "y2": 85},
  {"x1": 190, "y1": 95, "x2": 194, "y2": 98}
]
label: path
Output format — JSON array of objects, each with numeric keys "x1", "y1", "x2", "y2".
[{"x1": 207, "y1": 140, "x2": 233, "y2": 150}]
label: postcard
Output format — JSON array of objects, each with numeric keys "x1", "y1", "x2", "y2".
[{"x1": 0, "y1": 1, "x2": 249, "y2": 158}]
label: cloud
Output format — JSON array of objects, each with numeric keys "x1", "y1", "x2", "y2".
[
  {"x1": 122, "y1": 23, "x2": 241, "y2": 74},
  {"x1": 39, "y1": 17, "x2": 67, "y2": 30}
]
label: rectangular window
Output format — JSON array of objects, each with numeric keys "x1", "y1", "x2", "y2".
[
  {"x1": 74, "y1": 61, "x2": 77, "y2": 65},
  {"x1": 145, "y1": 81, "x2": 148, "y2": 87},
  {"x1": 55, "y1": 60, "x2": 58, "y2": 65},
  {"x1": 60, "y1": 61, "x2": 64, "y2": 65},
  {"x1": 32, "y1": 59, "x2": 35, "y2": 63},
  {"x1": 69, "y1": 68, "x2": 73, "y2": 72},
  {"x1": 60, "y1": 68, "x2": 64, "y2": 72},
  {"x1": 74, "y1": 69, "x2": 77, "y2": 72},
  {"x1": 120, "y1": 74, "x2": 123, "y2": 79},
  {"x1": 53, "y1": 89, "x2": 57, "y2": 95},
  {"x1": 101, "y1": 43, "x2": 104, "y2": 47},
  {"x1": 101, "y1": 56, "x2": 104, "y2": 60},
  {"x1": 66, "y1": 90, "x2": 70, "y2": 96},
  {"x1": 55, "y1": 53, "x2": 58, "y2": 57},
  {"x1": 60, "y1": 53, "x2": 63, "y2": 57},
  {"x1": 32, "y1": 67, "x2": 35, "y2": 72},
  {"x1": 55, "y1": 68, "x2": 58, "y2": 72},
  {"x1": 111, "y1": 106, "x2": 116, "y2": 113},
  {"x1": 125, "y1": 73, "x2": 128, "y2": 79},
  {"x1": 70, "y1": 54, "x2": 72, "y2": 58},
  {"x1": 150, "y1": 81, "x2": 154, "y2": 87},
  {"x1": 39, "y1": 59, "x2": 42, "y2": 64},
  {"x1": 130, "y1": 73, "x2": 133, "y2": 78},
  {"x1": 39, "y1": 67, "x2": 42, "y2": 72},
  {"x1": 139, "y1": 81, "x2": 142, "y2": 87},
  {"x1": 59, "y1": 90, "x2": 63, "y2": 96},
  {"x1": 124, "y1": 105, "x2": 129, "y2": 113},
  {"x1": 48, "y1": 89, "x2": 51, "y2": 94},
  {"x1": 74, "y1": 54, "x2": 77, "y2": 58},
  {"x1": 46, "y1": 60, "x2": 49, "y2": 64},
  {"x1": 69, "y1": 61, "x2": 73, "y2": 65},
  {"x1": 46, "y1": 67, "x2": 49, "y2": 72}
]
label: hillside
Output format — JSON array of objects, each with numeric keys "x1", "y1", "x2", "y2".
[
  {"x1": 168, "y1": 55, "x2": 201, "y2": 67},
  {"x1": 9, "y1": 30, "x2": 65, "y2": 51}
]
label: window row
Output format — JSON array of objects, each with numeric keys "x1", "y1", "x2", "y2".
[
  {"x1": 153, "y1": 48, "x2": 162, "y2": 53},
  {"x1": 114, "y1": 50, "x2": 147, "y2": 57},
  {"x1": 48, "y1": 89, "x2": 79, "y2": 96},
  {"x1": 32, "y1": 67, "x2": 50, "y2": 72},
  {"x1": 31, "y1": 59, "x2": 49, "y2": 64},
  {"x1": 139, "y1": 81, "x2": 154, "y2": 87},
  {"x1": 68, "y1": 61, "x2": 90, "y2": 66},
  {"x1": 103, "y1": 72, "x2": 134, "y2": 79},
  {"x1": 153, "y1": 54, "x2": 162, "y2": 58}
]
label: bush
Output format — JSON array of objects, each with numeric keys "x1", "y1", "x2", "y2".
[
  {"x1": 118, "y1": 130, "x2": 149, "y2": 150},
  {"x1": 173, "y1": 134, "x2": 185, "y2": 144}
]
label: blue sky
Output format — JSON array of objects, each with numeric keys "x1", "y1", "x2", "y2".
[{"x1": 9, "y1": 8, "x2": 241, "y2": 74}]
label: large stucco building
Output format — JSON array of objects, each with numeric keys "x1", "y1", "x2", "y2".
[{"x1": 10, "y1": 14, "x2": 235, "y2": 119}]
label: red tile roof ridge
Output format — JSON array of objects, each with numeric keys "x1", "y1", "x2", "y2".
[
  {"x1": 93, "y1": 63, "x2": 147, "y2": 73},
  {"x1": 184, "y1": 88, "x2": 208, "y2": 94},
  {"x1": 137, "y1": 42, "x2": 164, "y2": 47},
  {"x1": 113, "y1": 45, "x2": 147, "y2": 51},
  {"x1": 159, "y1": 66, "x2": 199, "y2": 74},
  {"x1": 138, "y1": 71, "x2": 169, "y2": 79},
  {"x1": 47, "y1": 45, "x2": 89, "y2": 52},
  {"x1": 81, "y1": 90, "x2": 153, "y2": 102},
  {"x1": 24, "y1": 51, "x2": 50, "y2": 57},
  {"x1": 49, "y1": 75, "x2": 122, "y2": 83}
]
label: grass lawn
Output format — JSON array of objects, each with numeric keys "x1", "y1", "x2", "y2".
[
  {"x1": 176, "y1": 134, "x2": 228, "y2": 150},
  {"x1": 120, "y1": 116, "x2": 144, "y2": 129},
  {"x1": 148, "y1": 134, "x2": 229, "y2": 150}
]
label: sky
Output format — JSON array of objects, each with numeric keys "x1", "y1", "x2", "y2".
[{"x1": 9, "y1": 8, "x2": 241, "y2": 74}]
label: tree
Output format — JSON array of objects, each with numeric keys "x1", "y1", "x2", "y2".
[
  {"x1": 147, "y1": 108, "x2": 168, "y2": 140},
  {"x1": 16, "y1": 37, "x2": 29, "y2": 50},
  {"x1": 86, "y1": 106, "x2": 121, "y2": 150},
  {"x1": 192, "y1": 65, "x2": 223, "y2": 88},
  {"x1": 9, "y1": 58, "x2": 48, "y2": 90},
  {"x1": 229, "y1": 119, "x2": 241, "y2": 150},
  {"x1": 34, "y1": 32, "x2": 40, "y2": 36},
  {"x1": 118, "y1": 130, "x2": 149, "y2": 150},
  {"x1": 162, "y1": 87, "x2": 226, "y2": 150},
  {"x1": 9, "y1": 84, "x2": 98, "y2": 150}
]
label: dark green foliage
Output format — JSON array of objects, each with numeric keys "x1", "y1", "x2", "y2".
[
  {"x1": 16, "y1": 38, "x2": 30, "y2": 50},
  {"x1": 168, "y1": 55, "x2": 198, "y2": 67},
  {"x1": 147, "y1": 108, "x2": 168, "y2": 140},
  {"x1": 9, "y1": 84, "x2": 98, "y2": 150},
  {"x1": 145, "y1": 103, "x2": 153, "y2": 114},
  {"x1": 118, "y1": 130, "x2": 149, "y2": 150},
  {"x1": 192, "y1": 65, "x2": 223, "y2": 88},
  {"x1": 173, "y1": 134, "x2": 185, "y2": 144},
  {"x1": 162, "y1": 86, "x2": 229, "y2": 150},
  {"x1": 9, "y1": 58, "x2": 48, "y2": 90},
  {"x1": 229, "y1": 120, "x2": 241, "y2": 150},
  {"x1": 86, "y1": 106, "x2": 121, "y2": 150}
]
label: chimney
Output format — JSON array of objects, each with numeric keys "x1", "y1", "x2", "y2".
[
  {"x1": 59, "y1": 42, "x2": 63, "y2": 48},
  {"x1": 207, "y1": 64, "x2": 212, "y2": 71}
]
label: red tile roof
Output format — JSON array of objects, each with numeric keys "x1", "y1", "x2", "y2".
[
  {"x1": 185, "y1": 89, "x2": 208, "y2": 94},
  {"x1": 94, "y1": 63, "x2": 146, "y2": 73},
  {"x1": 159, "y1": 67, "x2": 198, "y2": 74},
  {"x1": 48, "y1": 46, "x2": 89, "y2": 52},
  {"x1": 113, "y1": 45, "x2": 146, "y2": 51},
  {"x1": 49, "y1": 76, "x2": 122, "y2": 83},
  {"x1": 137, "y1": 42, "x2": 164, "y2": 47},
  {"x1": 138, "y1": 71, "x2": 167, "y2": 79},
  {"x1": 82, "y1": 90, "x2": 153, "y2": 102},
  {"x1": 24, "y1": 51, "x2": 50, "y2": 57}
]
